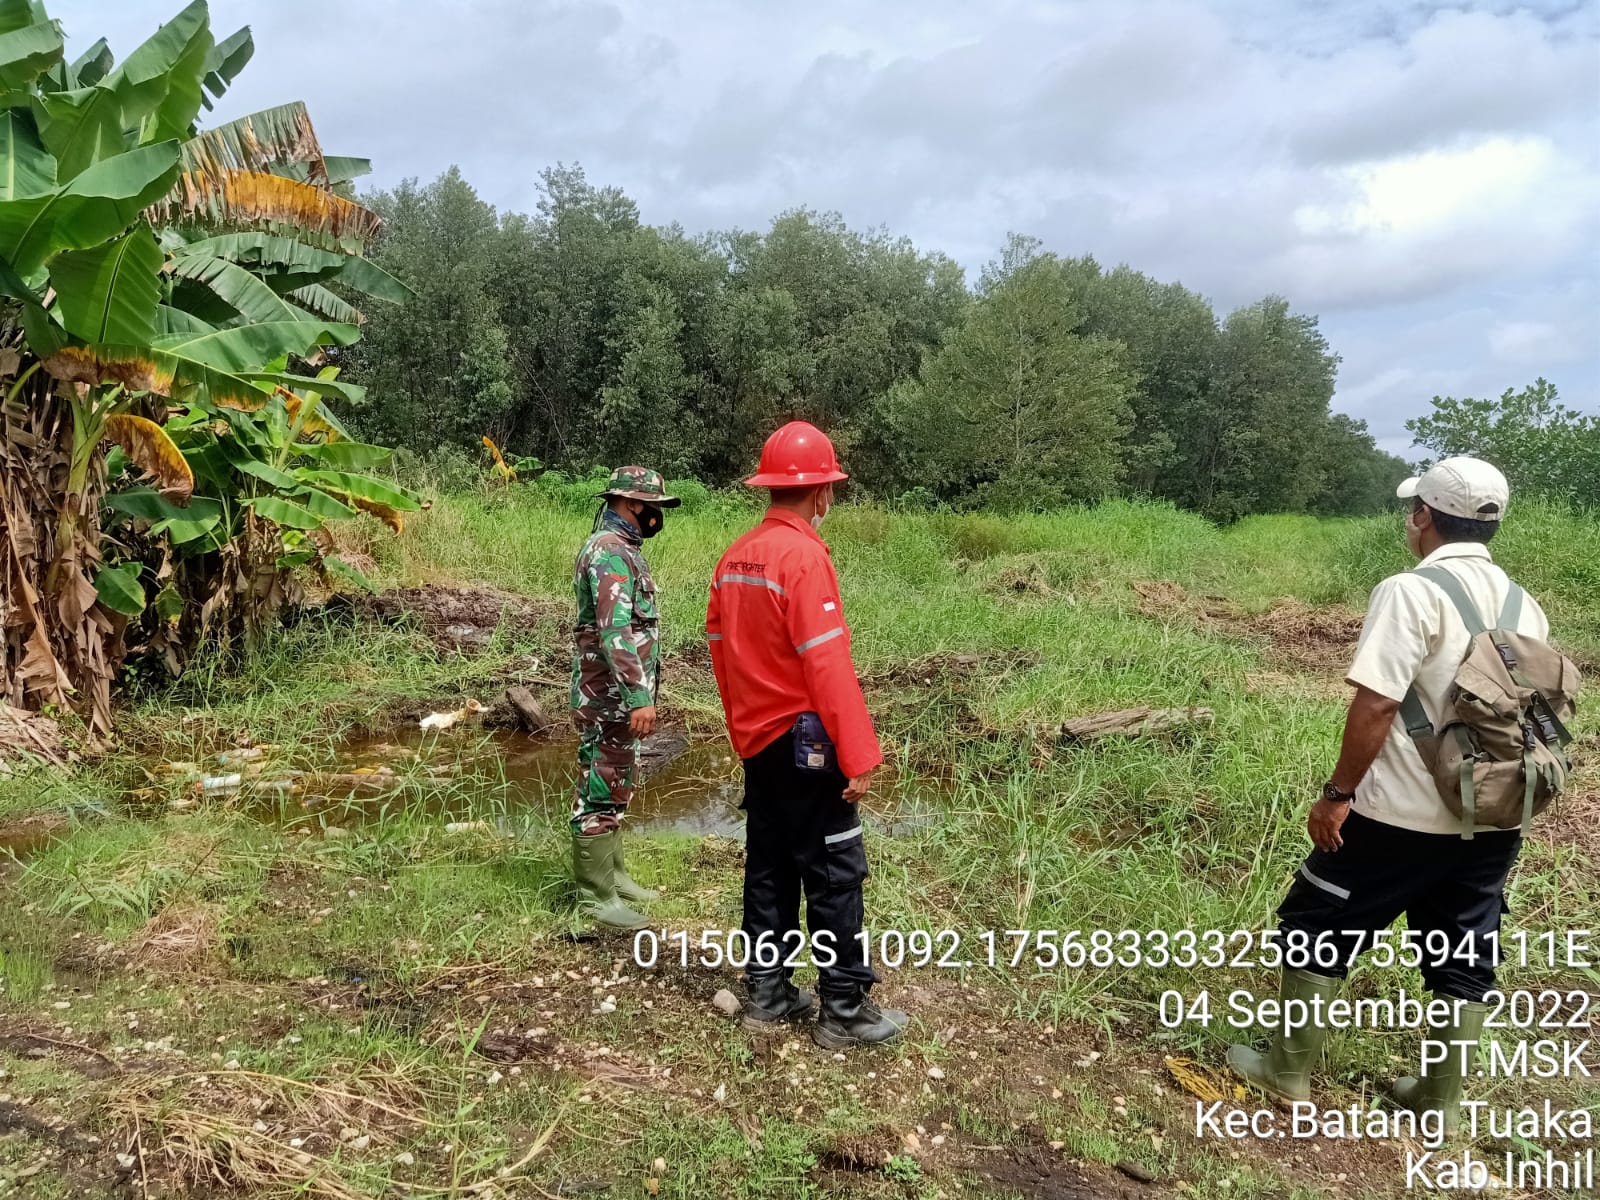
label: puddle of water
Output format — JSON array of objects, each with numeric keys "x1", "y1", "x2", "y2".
[
  {"x1": 0, "y1": 820, "x2": 64, "y2": 860},
  {"x1": 246, "y1": 728, "x2": 750, "y2": 838},
  {"x1": 0, "y1": 803, "x2": 111, "y2": 863},
  {"x1": 3, "y1": 732, "x2": 944, "y2": 863},
  {"x1": 233, "y1": 726, "x2": 941, "y2": 842}
]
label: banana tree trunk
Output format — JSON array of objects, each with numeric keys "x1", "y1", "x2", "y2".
[{"x1": 0, "y1": 372, "x2": 121, "y2": 741}]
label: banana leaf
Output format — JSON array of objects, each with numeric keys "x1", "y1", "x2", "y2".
[
  {"x1": 247, "y1": 493, "x2": 319, "y2": 529},
  {"x1": 0, "y1": 14, "x2": 62, "y2": 92},
  {"x1": 67, "y1": 36, "x2": 112, "y2": 88},
  {"x1": 0, "y1": 106, "x2": 54, "y2": 199},
  {"x1": 240, "y1": 369, "x2": 366, "y2": 405},
  {"x1": 29, "y1": 85, "x2": 122, "y2": 180},
  {"x1": 299, "y1": 440, "x2": 391, "y2": 471},
  {"x1": 101, "y1": 412, "x2": 193, "y2": 501},
  {"x1": 177, "y1": 100, "x2": 324, "y2": 182},
  {"x1": 169, "y1": 230, "x2": 348, "y2": 276},
  {"x1": 333, "y1": 254, "x2": 412, "y2": 303},
  {"x1": 0, "y1": 1, "x2": 48, "y2": 37},
  {"x1": 293, "y1": 485, "x2": 356, "y2": 521},
  {"x1": 93, "y1": 561, "x2": 145, "y2": 615},
  {"x1": 110, "y1": 0, "x2": 210, "y2": 143},
  {"x1": 324, "y1": 555, "x2": 376, "y2": 593},
  {"x1": 296, "y1": 469, "x2": 419, "y2": 512},
  {"x1": 169, "y1": 252, "x2": 308, "y2": 323},
  {"x1": 200, "y1": 25, "x2": 251, "y2": 108},
  {"x1": 0, "y1": 138, "x2": 179, "y2": 273},
  {"x1": 287, "y1": 283, "x2": 362, "y2": 324},
  {"x1": 147, "y1": 168, "x2": 381, "y2": 246},
  {"x1": 50, "y1": 225, "x2": 163, "y2": 344}
]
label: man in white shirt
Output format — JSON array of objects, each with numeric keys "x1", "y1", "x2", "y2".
[{"x1": 1228, "y1": 456, "x2": 1546, "y2": 1135}]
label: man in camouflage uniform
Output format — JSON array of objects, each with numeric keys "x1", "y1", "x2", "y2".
[{"x1": 569, "y1": 466, "x2": 680, "y2": 929}]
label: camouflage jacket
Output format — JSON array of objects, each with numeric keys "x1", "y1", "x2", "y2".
[{"x1": 570, "y1": 509, "x2": 660, "y2": 716}]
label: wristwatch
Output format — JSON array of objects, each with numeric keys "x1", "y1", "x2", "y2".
[{"x1": 1321, "y1": 781, "x2": 1356, "y2": 804}]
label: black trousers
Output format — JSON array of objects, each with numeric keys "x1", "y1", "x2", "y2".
[
  {"x1": 1277, "y1": 811, "x2": 1521, "y2": 1001},
  {"x1": 740, "y1": 729, "x2": 876, "y2": 995}
]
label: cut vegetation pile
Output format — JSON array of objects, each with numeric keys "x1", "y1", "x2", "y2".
[
  {"x1": 1134, "y1": 579, "x2": 1364, "y2": 672},
  {"x1": 350, "y1": 585, "x2": 566, "y2": 653}
]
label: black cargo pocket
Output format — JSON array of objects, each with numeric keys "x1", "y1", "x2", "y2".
[
  {"x1": 822, "y1": 821, "x2": 869, "y2": 890},
  {"x1": 1277, "y1": 856, "x2": 1352, "y2": 929}
]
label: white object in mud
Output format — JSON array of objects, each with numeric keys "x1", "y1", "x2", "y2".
[
  {"x1": 198, "y1": 773, "x2": 243, "y2": 794},
  {"x1": 419, "y1": 698, "x2": 488, "y2": 731},
  {"x1": 444, "y1": 820, "x2": 492, "y2": 834}
]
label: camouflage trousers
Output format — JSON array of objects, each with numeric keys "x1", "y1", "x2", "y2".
[{"x1": 571, "y1": 709, "x2": 641, "y2": 836}]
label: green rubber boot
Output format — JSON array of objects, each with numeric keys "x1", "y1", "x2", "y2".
[
  {"x1": 612, "y1": 836, "x2": 660, "y2": 904},
  {"x1": 1226, "y1": 968, "x2": 1341, "y2": 1103},
  {"x1": 572, "y1": 830, "x2": 647, "y2": 930},
  {"x1": 1390, "y1": 999, "x2": 1487, "y2": 1138}
]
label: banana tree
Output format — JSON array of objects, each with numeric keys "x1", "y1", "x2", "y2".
[
  {"x1": 0, "y1": 0, "x2": 415, "y2": 737},
  {"x1": 107, "y1": 368, "x2": 420, "y2": 670}
]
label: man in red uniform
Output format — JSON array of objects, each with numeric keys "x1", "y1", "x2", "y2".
[{"x1": 706, "y1": 421, "x2": 909, "y2": 1048}]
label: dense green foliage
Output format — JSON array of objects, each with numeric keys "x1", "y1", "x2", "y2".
[
  {"x1": 1408, "y1": 378, "x2": 1599, "y2": 507},
  {"x1": 349, "y1": 167, "x2": 1411, "y2": 518},
  {"x1": 0, "y1": 0, "x2": 414, "y2": 732}
]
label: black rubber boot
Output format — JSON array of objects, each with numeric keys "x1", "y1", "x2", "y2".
[
  {"x1": 812, "y1": 989, "x2": 908, "y2": 1049},
  {"x1": 742, "y1": 974, "x2": 815, "y2": 1032}
]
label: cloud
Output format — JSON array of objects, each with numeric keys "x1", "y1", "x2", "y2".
[
  {"x1": 1287, "y1": 9, "x2": 1598, "y2": 165},
  {"x1": 1489, "y1": 320, "x2": 1587, "y2": 367},
  {"x1": 47, "y1": 0, "x2": 1600, "y2": 446}
]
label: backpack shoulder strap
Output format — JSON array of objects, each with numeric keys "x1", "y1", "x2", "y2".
[
  {"x1": 1497, "y1": 582, "x2": 1524, "y2": 630},
  {"x1": 1412, "y1": 565, "x2": 1487, "y2": 636},
  {"x1": 1399, "y1": 683, "x2": 1437, "y2": 766},
  {"x1": 1398, "y1": 565, "x2": 1484, "y2": 779}
]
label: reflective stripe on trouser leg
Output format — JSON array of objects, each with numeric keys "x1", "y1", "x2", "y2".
[
  {"x1": 809, "y1": 809, "x2": 874, "y2": 994},
  {"x1": 571, "y1": 714, "x2": 639, "y2": 835}
]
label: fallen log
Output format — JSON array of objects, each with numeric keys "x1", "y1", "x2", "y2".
[
  {"x1": 505, "y1": 686, "x2": 550, "y2": 733},
  {"x1": 1060, "y1": 705, "x2": 1214, "y2": 743}
]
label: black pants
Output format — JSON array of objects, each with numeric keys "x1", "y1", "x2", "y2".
[
  {"x1": 740, "y1": 729, "x2": 876, "y2": 995},
  {"x1": 1277, "y1": 811, "x2": 1521, "y2": 1001}
]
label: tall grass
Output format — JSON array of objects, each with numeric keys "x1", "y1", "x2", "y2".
[{"x1": 377, "y1": 490, "x2": 1598, "y2": 665}]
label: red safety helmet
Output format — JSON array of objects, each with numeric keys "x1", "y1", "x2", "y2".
[{"x1": 743, "y1": 420, "x2": 849, "y2": 488}]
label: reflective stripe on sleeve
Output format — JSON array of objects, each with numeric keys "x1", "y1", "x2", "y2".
[
  {"x1": 706, "y1": 633, "x2": 722, "y2": 641},
  {"x1": 824, "y1": 825, "x2": 862, "y2": 846},
  {"x1": 715, "y1": 573, "x2": 785, "y2": 595},
  {"x1": 794, "y1": 626, "x2": 844, "y2": 654},
  {"x1": 1298, "y1": 865, "x2": 1351, "y2": 901}
]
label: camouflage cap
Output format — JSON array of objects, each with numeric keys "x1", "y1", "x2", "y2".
[{"x1": 597, "y1": 465, "x2": 681, "y2": 507}]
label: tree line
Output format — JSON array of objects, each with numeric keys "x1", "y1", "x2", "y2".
[{"x1": 345, "y1": 164, "x2": 1418, "y2": 518}]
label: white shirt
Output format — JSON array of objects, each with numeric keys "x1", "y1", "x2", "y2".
[{"x1": 1346, "y1": 542, "x2": 1549, "y2": 836}]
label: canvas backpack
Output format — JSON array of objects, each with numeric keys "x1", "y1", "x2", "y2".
[{"x1": 1400, "y1": 565, "x2": 1580, "y2": 839}]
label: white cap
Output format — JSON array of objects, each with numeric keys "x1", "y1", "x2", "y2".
[{"x1": 1396, "y1": 455, "x2": 1509, "y2": 521}]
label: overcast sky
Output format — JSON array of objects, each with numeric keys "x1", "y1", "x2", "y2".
[{"x1": 61, "y1": 0, "x2": 1600, "y2": 456}]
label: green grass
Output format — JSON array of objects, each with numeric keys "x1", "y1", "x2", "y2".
[{"x1": 1, "y1": 491, "x2": 1594, "y2": 1199}]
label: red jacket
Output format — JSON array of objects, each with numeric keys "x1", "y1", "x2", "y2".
[{"x1": 705, "y1": 509, "x2": 882, "y2": 777}]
